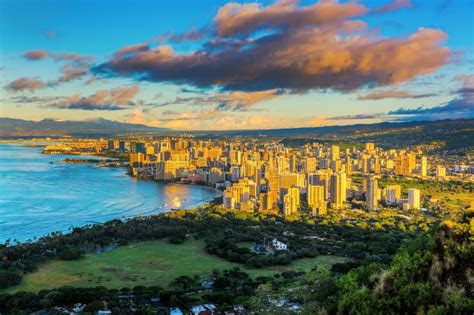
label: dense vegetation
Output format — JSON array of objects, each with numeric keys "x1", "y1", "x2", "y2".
[
  {"x1": 1, "y1": 202, "x2": 423, "y2": 290},
  {"x1": 276, "y1": 119, "x2": 474, "y2": 154},
  {"x1": 1, "y1": 211, "x2": 472, "y2": 313}
]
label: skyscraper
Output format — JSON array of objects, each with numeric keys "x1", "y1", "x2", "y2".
[
  {"x1": 307, "y1": 184, "x2": 325, "y2": 208},
  {"x1": 330, "y1": 145, "x2": 340, "y2": 161},
  {"x1": 330, "y1": 172, "x2": 346, "y2": 209},
  {"x1": 366, "y1": 176, "x2": 379, "y2": 211},
  {"x1": 266, "y1": 165, "x2": 280, "y2": 202},
  {"x1": 420, "y1": 156, "x2": 428, "y2": 177},
  {"x1": 283, "y1": 187, "x2": 300, "y2": 216},
  {"x1": 308, "y1": 169, "x2": 331, "y2": 200},
  {"x1": 385, "y1": 185, "x2": 401, "y2": 205},
  {"x1": 408, "y1": 188, "x2": 421, "y2": 209}
]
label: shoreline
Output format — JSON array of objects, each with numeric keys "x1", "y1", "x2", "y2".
[{"x1": 0, "y1": 143, "x2": 220, "y2": 243}]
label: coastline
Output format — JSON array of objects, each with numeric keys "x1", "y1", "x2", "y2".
[{"x1": 0, "y1": 143, "x2": 220, "y2": 243}]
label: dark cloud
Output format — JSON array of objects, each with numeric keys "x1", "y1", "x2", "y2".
[{"x1": 94, "y1": 1, "x2": 450, "y2": 93}]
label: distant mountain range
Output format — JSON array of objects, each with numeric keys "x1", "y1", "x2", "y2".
[
  {"x1": 196, "y1": 118, "x2": 474, "y2": 152},
  {"x1": 1, "y1": 117, "x2": 473, "y2": 152},
  {"x1": 0, "y1": 117, "x2": 171, "y2": 137}
]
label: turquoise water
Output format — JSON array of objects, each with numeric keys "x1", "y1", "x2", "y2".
[{"x1": 0, "y1": 143, "x2": 218, "y2": 242}]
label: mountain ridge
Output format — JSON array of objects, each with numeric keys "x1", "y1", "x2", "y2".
[{"x1": 0, "y1": 117, "x2": 171, "y2": 137}]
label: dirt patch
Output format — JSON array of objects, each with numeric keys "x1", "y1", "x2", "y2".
[{"x1": 147, "y1": 262, "x2": 173, "y2": 270}]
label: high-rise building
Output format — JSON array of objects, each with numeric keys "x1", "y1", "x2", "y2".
[
  {"x1": 209, "y1": 167, "x2": 225, "y2": 186},
  {"x1": 280, "y1": 173, "x2": 304, "y2": 191},
  {"x1": 345, "y1": 156, "x2": 352, "y2": 175},
  {"x1": 330, "y1": 145, "x2": 340, "y2": 161},
  {"x1": 307, "y1": 184, "x2": 325, "y2": 208},
  {"x1": 308, "y1": 169, "x2": 331, "y2": 200},
  {"x1": 330, "y1": 159, "x2": 342, "y2": 172},
  {"x1": 366, "y1": 176, "x2": 379, "y2": 210},
  {"x1": 283, "y1": 187, "x2": 300, "y2": 216},
  {"x1": 360, "y1": 154, "x2": 370, "y2": 174},
  {"x1": 330, "y1": 172, "x2": 346, "y2": 209},
  {"x1": 304, "y1": 157, "x2": 317, "y2": 174},
  {"x1": 118, "y1": 141, "x2": 126, "y2": 153},
  {"x1": 395, "y1": 154, "x2": 415, "y2": 176},
  {"x1": 130, "y1": 142, "x2": 146, "y2": 154},
  {"x1": 259, "y1": 191, "x2": 278, "y2": 213},
  {"x1": 420, "y1": 156, "x2": 428, "y2": 177},
  {"x1": 266, "y1": 166, "x2": 280, "y2": 201},
  {"x1": 408, "y1": 188, "x2": 421, "y2": 209},
  {"x1": 107, "y1": 140, "x2": 115, "y2": 151},
  {"x1": 407, "y1": 153, "x2": 416, "y2": 175},
  {"x1": 223, "y1": 183, "x2": 251, "y2": 210},
  {"x1": 436, "y1": 166, "x2": 446, "y2": 178},
  {"x1": 385, "y1": 185, "x2": 401, "y2": 205},
  {"x1": 370, "y1": 157, "x2": 381, "y2": 174},
  {"x1": 365, "y1": 142, "x2": 375, "y2": 152}
]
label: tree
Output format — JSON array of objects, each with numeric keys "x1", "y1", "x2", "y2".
[{"x1": 0, "y1": 270, "x2": 22, "y2": 288}]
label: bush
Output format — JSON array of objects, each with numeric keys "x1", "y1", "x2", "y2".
[
  {"x1": 58, "y1": 246, "x2": 83, "y2": 260},
  {"x1": 168, "y1": 235, "x2": 186, "y2": 244},
  {"x1": 0, "y1": 270, "x2": 23, "y2": 288}
]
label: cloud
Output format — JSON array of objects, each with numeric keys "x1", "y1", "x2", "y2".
[
  {"x1": 114, "y1": 43, "x2": 150, "y2": 57},
  {"x1": 49, "y1": 86, "x2": 140, "y2": 111},
  {"x1": 5, "y1": 77, "x2": 47, "y2": 92},
  {"x1": 58, "y1": 65, "x2": 89, "y2": 82},
  {"x1": 24, "y1": 50, "x2": 50, "y2": 60},
  {"x1": 357, "y1": 90, "x2": 436, "y2": 100},
  {"x1": 388, "y1": 74, "x2": 474, "y2": 120},
  {"x1": 329, "y1": 113, "x2": 383, "y2": 120},
  {"x1": 22, "y1": 50, "x2": 94, "y2": 84},
  {"x1": 95, "y1": 1, "x2": 450, "y2": 94},
  {"x1": 158, "y1": 89, "x2": 279, "y2": 111},
  {"x1": 169, "y1": 29, "x2": 205, "y2": 42},
  {"x1": 453, "y1": 74, "x2": 474, "y2": 87},
  {"x1": 213, "y1": 0, "x2": 368, "y2": 37},
  {"x1": 375, "y1": 0, "x2": 413, "y2": 14},
  {"x1": 5, "y1": 95, "x2": 64, "y2": 104},
  {"x1": 388, "y1": 99, "x2": 473, "y2": 120},
  {"x1": 23, "y1": 50, "x2": 94, "y2": 63}
]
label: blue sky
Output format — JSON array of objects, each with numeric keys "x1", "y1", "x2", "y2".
[{"x1": 0, "y1": 0, "x2": 472, "y2": 130}]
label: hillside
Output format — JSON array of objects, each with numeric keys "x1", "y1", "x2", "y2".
[
  {"x1": 2, "y1": 117, "x2": 473, "y2": 152},
  {"x1": 0, "y1": 117, "x2": 171, "y2": 137}
]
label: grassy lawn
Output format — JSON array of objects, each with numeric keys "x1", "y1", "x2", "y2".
[{"x1": 3, "y1": 239, "x2": 346, "y2": 293}]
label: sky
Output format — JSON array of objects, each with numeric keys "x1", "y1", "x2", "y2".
[{"x1": 0, "y1": 0, "x2": 473, "y2": 130}]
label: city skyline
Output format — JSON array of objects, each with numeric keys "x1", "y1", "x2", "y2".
[{"x1": 1, "y1": 0, "x2": 473, "y2": 130}]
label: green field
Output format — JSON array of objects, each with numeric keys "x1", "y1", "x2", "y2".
[{"x1": 4, "y1": 239, "x2": 347, "y2": 293}]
